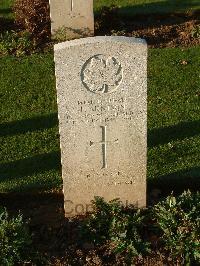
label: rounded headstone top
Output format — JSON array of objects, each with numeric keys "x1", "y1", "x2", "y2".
[{"x1": 54, "y1": 36, "x2": 147, "y2": 51}]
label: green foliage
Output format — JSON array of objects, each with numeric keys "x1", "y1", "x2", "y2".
[
  {"x1": 0, "y1": 208, "x2": 33, "y2": 265},
  {"x1": 110, "y1": 208, "x2": 150, "y2": 257},
  {"x1": 81, "y1": 197, "x2": 151, "y2": 258},
  {"x1": 153, "y1": 191, "x2": 200, "y2": 265},
  {"x1": 0, "y1": 30, "x2": 34, "y2": 56},
  {"x1": 52, "y1": 27, "x2": 69, "y2": 43},
  {"x1": 81, "y1": 192, "x2": 200, "y2": 263}
]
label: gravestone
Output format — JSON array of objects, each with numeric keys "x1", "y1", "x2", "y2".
[
  {"x1": 49, "y1": 0, "x2": 94, "y2": 38},
  {"x1": 54, "y1": 36, "x2": 147, "y2": 217}
]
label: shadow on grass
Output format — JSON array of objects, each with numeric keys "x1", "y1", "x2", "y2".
[
  {"x1": 148, "y1": 120, "x2": 200, "y2": 148},
  {"x1": 1, "y1": 115, "x2": 199, "y2": 195},
  {"x1": 0, "y1": 17, "x2": 14, "y2": 33},
  {"x1": 111, "y1": 0, "x2": 200, "y2": 17},
  {"x1": 0, "y1": 113, "x2": 58, "y2": 137},
  {"x1": 0, "y1": 8, "x2": 12, "y2": 15},
  {"x1": 0, "y1": 151, "x2": 61, "y2": 181},
  {"x1": 147, "y1": 120, "x2": 200, "y2": 200},
  {"x1": 95, "y1": 2, "x2": 200, "y2": 47},
  {"x1": 148, "y1": 167, "x2": 200, "y2": 198}
]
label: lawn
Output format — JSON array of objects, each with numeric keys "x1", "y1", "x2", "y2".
[
  {"x1": 94, "y1": 0, "x2": 200, "y2": 15},
  {"x1": 0, "y1": 47, "x2": 199, "y2": 194}
]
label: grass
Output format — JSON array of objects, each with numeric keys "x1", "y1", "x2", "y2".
[
  {"x1": 0, "y1": 54, "x2": 61, "y2": 192},
  {"x1": 0, "y1": 47, "x2": 200, "y2": 194},
  {"x1": 94, "y1": 0, "x2": 200, "y2": 16},
  {"x1": 148, "y1": 47, "x2": 200, "y2": 194},
  {"x1": 0, "y1": 0, "x2": 13, "y2": 18}
]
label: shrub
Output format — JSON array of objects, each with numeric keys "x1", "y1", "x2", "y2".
[
  {"x1": 0, "y1": 207, "x2": 34, "y2": 265},
  {"x1": 13, "y1": 0, "x2": 51, "y2": 46},
  {"x1": 153, "y1": 191, "x2": 200, "y2": 265},
  {"x1": 81, "y1": 197, "x2": 151, "y2": 259},
  {"x1": 0, "y1": 30, "x2": 34, "y2": 56}
]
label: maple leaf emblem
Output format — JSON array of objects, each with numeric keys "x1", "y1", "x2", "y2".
[{"x1": 82, "y1": 55, "x2": 123, "y2": 94}]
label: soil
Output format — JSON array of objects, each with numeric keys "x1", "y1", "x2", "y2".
[{"x1": 95, "y1": 11, "x2": 200, "y2": 48}]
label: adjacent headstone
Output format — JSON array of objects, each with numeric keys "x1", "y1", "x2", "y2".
[
  {"x1": 49, "y1": 0, "x2": 94, "y2": 38},
  {"x1": 54, "y1": 36, "x2": 147, "y2": 217}
]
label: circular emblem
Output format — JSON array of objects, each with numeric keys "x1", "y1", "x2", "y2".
[{"x1": 81, "y1": 54, "x2": 123, "y2": 94}]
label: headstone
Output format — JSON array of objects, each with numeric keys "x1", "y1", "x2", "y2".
[
  {"x1": 54, "y1": 36, "x2": 147, "y2": 217},
  {"x1": 49, "y1": 0, "x2": 94, "y2": 38}
]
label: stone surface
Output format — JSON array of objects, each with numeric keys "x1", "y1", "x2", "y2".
[
  {"x1": 54, "y1": 36, "x2": 147, "y2": 217},
  {"x1": 49, "y1": 0, "x2": 94, "y2": 38}
]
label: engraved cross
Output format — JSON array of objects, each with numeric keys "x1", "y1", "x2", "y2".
[
  {"x1": 90, "y1": 126, "x2": 118, "y2": 169},
  {"x1": 70, "y1": 0, "x2": 74, "y2": 11}
]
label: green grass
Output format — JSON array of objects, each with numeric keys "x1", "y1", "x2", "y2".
[
  {"x1": 148, "y1": 47, "x2": 200, "y2": 194},
  {"x1": 0, "y1": 47, "x2": 200, "y2": 194},
  {"x1": 0, "y1": 0, "x2": 13, "y2": 18},
  {"x1": 0, "y1": 54, "x2": 61, "y2": 192},
  {"x1": 94, "y1": 0, "x2": 200, "y2": 15}
]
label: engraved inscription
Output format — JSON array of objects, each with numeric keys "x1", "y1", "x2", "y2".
[
  {"x1": 90, "y1": 126, "x2": 118, "y2": 168},
  {"x1": 65, "y1": 97, "x2": 137, "y2": 125},
  {"x1": 81, "y1": 55, "x2": 123, "y2": 94}
]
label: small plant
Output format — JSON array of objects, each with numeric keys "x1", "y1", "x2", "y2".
[
  {"x1": 0, "y1": 30, "x2": 34, "y2": 56},
  {"x1": 111, "y1": 29, "x2": 126, "y2": 36},
  {"x1": 0, "y1": 207, "x2": 33, "y2": 265},
  {"x1": 81, "y1": 197, "x2": 151, "y2": 259},
  {"x1": 191, "y1": 25, "x2": 200, "y2": 39},
  {"x1": 52, "y1": 27, "x2": 69, "y2": 43},
  {"x1": 153, "y1": 191, "x2": 200, "y2": 265},
  {"x1": 13, "y1": 0, "x2": 51, "y2": 46},
  {"x1": 110, "y1": 208, "x2": 151, "y2": 257}
]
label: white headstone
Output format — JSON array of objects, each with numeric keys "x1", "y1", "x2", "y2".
[
  {"x1": 49, "y1": 0, "x2": 94, "y2": 38},
  {"x1": 54, "y1": 37, "x2": 147, "y2": 216}
]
